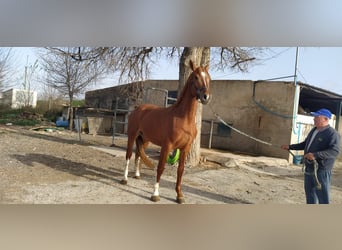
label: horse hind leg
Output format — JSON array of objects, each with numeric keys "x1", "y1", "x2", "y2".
[
  {"x1": 136, "y1": 135, "x2": 154, "y2": 169},
  {"x1": 133, "y1": 142, "x2": 141, "y2": 179},
  {"x1": 120, "y1": 134, "x2": 135, "y2": 185},
  {"x1": 134, "y1": 137, "x2": 151, "y2": 179}
]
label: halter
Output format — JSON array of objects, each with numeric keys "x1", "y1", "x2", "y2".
[
  {"x1": 191, "y1": 71, "x2": 209, "y2": 101},
  {"x1": 194, "y1": 84, "x2": 208, "y2": 100}
]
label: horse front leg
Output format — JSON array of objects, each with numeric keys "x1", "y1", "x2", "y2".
[
  {"x1": 150, "y1": 147, "x2": 169, "y2": 202},
  {"x1": 175, "y1": 149, "x2": 188, "y2": 204},
  {"x1": 120, "y1": 159, "x2": 130, "y2": 185}
]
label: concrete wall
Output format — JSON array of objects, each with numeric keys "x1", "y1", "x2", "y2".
[
  {"x1": 85, "y1": 79, "x2": 342, "y2": 160},
  {"x1": 201, "y1": 80, "x2": 295, "y2": 158},
  {"x1": 85, "y1": 80, "x2": 321, "y2": 159},
  {"x1": 84, "y1": 80, "x2": 178, "y2": 135},
  {"x1": 0, "y1": 89, "x2": 37, "y2": 108},
  {"x1": 85, "y1": 80, "x2": 178, "y2": 110}
]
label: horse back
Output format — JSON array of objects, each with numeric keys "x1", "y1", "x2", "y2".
[{"x1": 129, "y1": 104, "x2": 162, "y2": 122}]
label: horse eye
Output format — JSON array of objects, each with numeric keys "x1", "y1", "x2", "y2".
[{"x1": 195, "y1": 76, "x2": 198, "y2": 80}]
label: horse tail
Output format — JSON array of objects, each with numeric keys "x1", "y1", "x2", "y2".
[{"x1": 136, "y1": 135, "x2": 154, "y2": 169}]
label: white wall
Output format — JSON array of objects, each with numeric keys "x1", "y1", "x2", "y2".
[{"x1": 0, "y1": 89, "x2": 37, "y2": 108}]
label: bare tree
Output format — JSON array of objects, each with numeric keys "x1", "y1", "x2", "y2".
[
  {"x1": 67, "y1": 47, "x2": 262, "y2": 81},
  {"x1": 16, "y1": 59, "x2": 40, "y2": 108},
  {"x1": 38, "y1": 82, "x2": 64, "y2": 111},
  {"x1": 39, "y1": 47, "x2": 107, "y2": 129},
  {"x1": 67, "y1": 47, "x2": 265, "y2": 165},
  {"x1": 0, "y1": 48, "x2": 14, "y2": 92},
  {"x1": 66, "y1": 47, "x2": 180, "y2": 82},
  {"x1": 176, "y1": 47, "x2": 211, "y2": 165}
]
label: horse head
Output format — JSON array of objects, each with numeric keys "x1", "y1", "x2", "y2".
[{"x1": 189, "y1": 60, "x2": 211, "y2": 105}]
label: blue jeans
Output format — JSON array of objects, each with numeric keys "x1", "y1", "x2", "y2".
[{"x1": 304, "y1": 169, "x2": 331, "y2": 204}]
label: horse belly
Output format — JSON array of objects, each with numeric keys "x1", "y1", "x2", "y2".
[{"x1": 139, "y1": 118, "x2": 166, "y2": 146}]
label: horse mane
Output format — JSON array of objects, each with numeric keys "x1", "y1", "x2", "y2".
[{"x1": 173, "y1": 73, "x2": 193, "y2": 107}]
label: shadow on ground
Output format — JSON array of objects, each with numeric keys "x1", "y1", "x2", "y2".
[{"x1": 11, "y1": 153, "x2": 250, "y2": 204}]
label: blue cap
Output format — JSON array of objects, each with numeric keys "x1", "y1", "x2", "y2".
[{"x1": 310, "y1": 108, "x2": 332, "y2": 119}]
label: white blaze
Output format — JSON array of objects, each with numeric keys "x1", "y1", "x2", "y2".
[{"x1": 201, "y1": 71, "x2": 208, "y2": 88}]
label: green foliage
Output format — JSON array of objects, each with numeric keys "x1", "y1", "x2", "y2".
[
  {"x1": 0, "y1": 118, "x2": 38, "y2": 126},
  {"x1": 0, "y1": 113, "x2": 39, "y2": 126},
  {"x1": 0, "y1": 107, "x2": 43, "y2": 126},
  {"x1": 72, "y1": 99, "x2": 85, "y2": 107},
  {"x1": 0, "y1": 99, "x2": 85, "y2": 126}
]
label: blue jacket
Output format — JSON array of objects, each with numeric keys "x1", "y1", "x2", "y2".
[{"x1": 289, "y1": 125, "x2": 340, "y2": 171}]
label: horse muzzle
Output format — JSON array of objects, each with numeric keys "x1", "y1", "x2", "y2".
[{"x1": 197, "y1": 92, "x2": 211, "y2": 105}]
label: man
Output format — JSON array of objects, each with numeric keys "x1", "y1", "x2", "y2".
[{"x1": 281, "y1": 108, "x2": 340, "y2": 204}]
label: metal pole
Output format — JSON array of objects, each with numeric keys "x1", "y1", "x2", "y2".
[
  {"x1": 335, "y1": 101, "x2": 342, "y2": 131},
  {"x1": 208, "y1": 120, "x2": 214, "y2": 149},
  {"x1": 77, "y1": 115, "x2": 81, "y2": 141},
  {"x1": 292, "y1": 47, "x2": 300, "y2": 135},
  {"x1": 112, "y1": 97, "x2": 118, "y2": 145},
  {"x1": 294, "y1": 47, "x2": 299, "y2": 87},
  {"x1": 165, "y1": 91, "x2": 168, "y2": 107}
]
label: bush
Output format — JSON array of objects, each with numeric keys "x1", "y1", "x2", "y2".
[
  {"x1": 72, "y1": 99, "x2": 85, "y2": 107},
  {"x1": 0, "y1": 99, "x2": 85, "y2": 126},
  {"x1": 0, "y1": 107, "x2": 43, "y2": 126}
]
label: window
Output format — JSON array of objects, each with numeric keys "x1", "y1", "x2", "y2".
[
  {"x1": 217, "y1": 123, "x2": 231, "y2": 137},
  {"x1": 167, "y1": 90, "x2": 178, "y2": 105}
]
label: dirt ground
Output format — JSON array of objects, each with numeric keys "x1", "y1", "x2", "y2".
[{"x1": 1, "y1": 124, "x2": 342, "y2": 204}]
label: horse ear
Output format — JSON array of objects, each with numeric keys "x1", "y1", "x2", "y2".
[
  {"x1": 189, "y1": 60, "x2": 195, "y2": 71},
  {"x1": 204, "y1": 64, "x2": 209, "y2": 71}
]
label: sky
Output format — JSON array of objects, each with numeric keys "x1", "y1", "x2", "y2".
[
  {"x1": 11, "y1": 47, "x2": 342, "y2": 96},
  {"x1": 150, "y1": 47, "x2": 342, "y2": 95}
]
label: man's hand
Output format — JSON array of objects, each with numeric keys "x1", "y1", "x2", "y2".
[{"x1": 304, "y1": 152, "x2": 315, "y2": 161}]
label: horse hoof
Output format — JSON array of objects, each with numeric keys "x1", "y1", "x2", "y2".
[
  {"x1": 151, "y1": 195, "x2": 160, "y2": 202},
  {"x1": 120, "y1": 179, "x2": 127, "y2": 185},
  {"x1": 134, "y1": 176, "x2": 141, "y2": 179},
  {"x1": 176, "y1": 197, "x2": 185, "y2": 204}
]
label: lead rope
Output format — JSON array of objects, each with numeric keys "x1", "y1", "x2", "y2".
[
  {"x1": 208, "y1": 104, "x2": 275, "y2": 147},
  {"x1": 303, "y1": 159, "x2": 322, "y2": 190},
  {"x1": 208, "y1": 104, "x2": 322, "y2": 190}
]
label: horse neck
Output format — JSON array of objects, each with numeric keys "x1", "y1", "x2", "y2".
[{"x1": 173, "y1": 79, "x2": 198, "y2": 119}]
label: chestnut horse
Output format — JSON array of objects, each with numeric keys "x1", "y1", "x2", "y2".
[{"x1": 120, "y1": 60, "x2": 211, "y2": 204}]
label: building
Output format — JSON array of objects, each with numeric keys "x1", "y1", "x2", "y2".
[
  {"x1": 0, "y1": 88, "x2": 37, "y2": 109},
  {"x1": 201, "y1": 80, "x2": 342, "y2": 162},
  {"x1": 84, "y1": 80, "x2": 342, "y2": 161}
]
